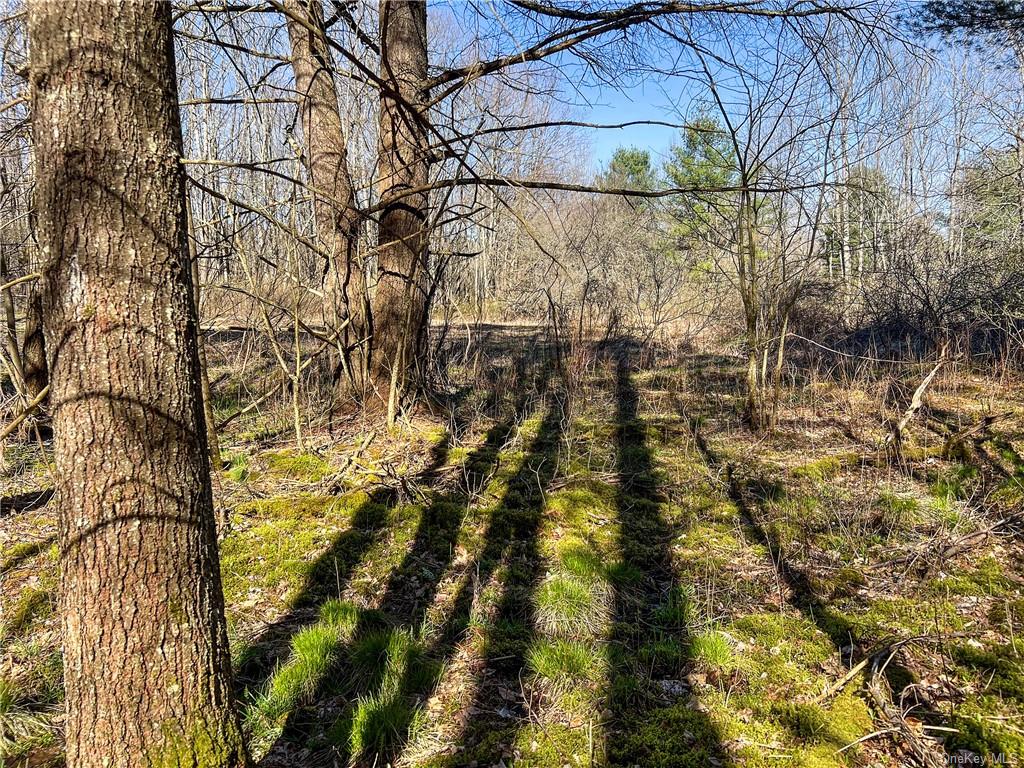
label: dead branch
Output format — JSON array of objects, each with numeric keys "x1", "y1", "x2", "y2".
[
  {"x1": 0, "y1": 384, "x2": 49, "y2": 442},
  {"x1": 884, "y1": 354, "x2": 947, "y2": 450}
]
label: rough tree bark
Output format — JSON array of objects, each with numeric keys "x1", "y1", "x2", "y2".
[
  {"x1": 374, "y1": 0, "x2": 431, "y2": 408},
  {"x1": 284, "y1": 0, "x2": 369, "y2": 396},
  {"x1": 28, "y1": 2, "x2": 247, "y2": 766}
]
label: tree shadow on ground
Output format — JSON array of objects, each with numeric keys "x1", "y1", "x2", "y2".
[
  {"x1": 234, "y1": 354, "x2": 541, "y2": 704},
  {"x1": 0, "y1": 488, "x2": 53, "y2": 518},
  {"x1": 675, "y1": 388, "x2": 943, "y2": 747},
  {"x1": 410, "y1": 395, "x2": 565, "y2": 766},
  {"x1": 251, "y1": 360, "x2": 559, "y2": 766},
  {"x1": 605, "y1": 345, "x2": 729, "y2": 767}
]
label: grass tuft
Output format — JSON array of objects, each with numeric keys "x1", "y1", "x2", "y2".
[
  {"x1": 690, "y1": 630, "x2": 735, "y2": 671},
  {"x1": 653, "y1": 584, "x2": 695, "y2": 629},
  {"x1": 0, "y1": 677, "x2": 52, "y2": 756},
  {"x1": 535, "y1": 574, "x2": 601, "y2": 638},
  {"x1": 335, "y1": 628, "x2": 437, "y2": 761},
  {"x1": 556, "y1": 538, "x2": 605, "y2": 582},
  {"x1": 527, "y1": 639, "x2": 606, "y2": 690},
  {"x1": 245, "y1": 600, "x2": 360, "y2": 750}
]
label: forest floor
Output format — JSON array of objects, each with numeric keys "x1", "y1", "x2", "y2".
[{"x1": 2, "y1": 329, "x2": 1023, "y2": 768}]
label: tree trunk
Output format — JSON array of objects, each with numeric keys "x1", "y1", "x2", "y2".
[
  {"x1": 0, "y1": 247, "x2": 25, "y2": 395},
  {"x1": 28, "y1": 3, "x2": 247, "y2": 766},
  {"x1": 283, "y1": 0, "x2": 368, "y2": 397},
  {"x1": 374, "y1": 0, "x2": 431, "y2": 403},
  {"x1": 22, "y1": 282, "x2": 47, "y2": 402},
  {"x1": 186, "y1": 202, "x2": 223, "y2": 477}
]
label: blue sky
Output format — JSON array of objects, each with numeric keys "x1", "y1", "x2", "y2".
[{"x1": 582, "y1": 80, "x2": 684, "y2": 172}]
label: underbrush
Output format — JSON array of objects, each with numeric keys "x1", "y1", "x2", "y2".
[{"x1": 1, "y1": 341, "x2": 1023, "y2": 767}]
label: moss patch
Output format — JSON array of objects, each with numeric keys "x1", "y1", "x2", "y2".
[{"x1": 264, "y1": 450, "x2": 331, "y2": 482}]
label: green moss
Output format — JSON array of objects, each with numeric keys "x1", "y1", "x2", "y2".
[
  {"x1": 946, "y1": 698, "x2": 1024, "y2": 762},
  {"x1": 512, "y1": 723, "x2": 590, "y2": 767},
  {"x1": 150, "y1": 714, "x2": 246, "y2": 768},
  {"x1": 988, "y1": 598, "x2": 1024, "y2": 626},
  {"x1": 608, "y1": 703, "x2": 727, "y2": 767},
  {"x1": 926, "y1": 556, "x2": 1014, "y2": 597},
  {"x1": 991, "y1": 477, "x2": 1024, "y2": 512},
  {"x1": 220, "y1": 492, "x2": 376, "y2": 607},
  {"x1": 951, "y1": 639, "x2": 1024, "y2": 702},
  {"x1": 264, "y1": 449, "x2": 331, "y2": 482},
  {"x1": 546, "y1": 487, "x2": 615, "y2": 527},
  {"x1": 0, "y1": 539, "x2": 51, "y2": 573},
  {"x1": 446, "y1": 445, "x2": 469, "y2": 466},
  {"x1": 690, "y1": 666, "x2": 872, "y2": 767},
  {"x1": 828, "y1": 567, "x2": 867, "y2": 598},
  {"x1": 792, "y1": 455, "x2": 845, "y2": 483},
  {"x1": 826, "y1": 692, "x2": 875, "y2": 746},
  {"x1": 773, "y1": 695, "x2": 871, "y2": 750},
  {"x1": 2, "y1": 586, "x2": 53, "y2": 639},
  {"x1": 413, "y1": 725, "x2": 516, "y2": 768},
  {"x1": 776, "y1": 701, "x2": 832, "y2": 742},
  {"x1": 677, "y1": 523, "x2": 745, "y2": 565},
  {"x1": 731, "y1": 614, "x2": 832, "y2": 668},
  {"x1": 832, "y1": 597, "x2": 965, "y2": 640},
  {"x1": 222, "y1": 453, "x2": 251, "y2": 483},
  {"x1": 636, "y1": 638, "x2": 688, "y2": 672}
]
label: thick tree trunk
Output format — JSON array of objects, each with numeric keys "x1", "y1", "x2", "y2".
[
  {"x1": 374, "y1": 0, "x2": 431, "y2": 403},
  {"x1": 284, "y1": 0, "x2": 369, "y2": 397},
  {"x1": 28, "y1": 3, "x2": 247, "y2": 767}
]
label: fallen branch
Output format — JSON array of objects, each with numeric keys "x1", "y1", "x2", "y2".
[
  {"x1": 0, "y1": 272, "x2": 40, "y2": 293},
  {"x1": 0, "y1": 385, "x2": 49, "y2": 442},
  {"x1": 863, "y1": 635, "x2": 956, "y2": 768},
  {"x1": 321, "y1": 430, "x2": 377, "y2": 493},
  {"x1": 814, "y1": 656, "x2": 870, "y2": 704},
  {"x1": 885, "y1": 353, "x2": 947, "y2": 450}
]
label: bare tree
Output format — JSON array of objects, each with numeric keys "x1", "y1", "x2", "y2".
[
  {"x1": 284, "y1": 0, "x2": 369, "y2": 397},
  {"x1": 374, "y1": 0, "x2": 431, "y2": 417}
]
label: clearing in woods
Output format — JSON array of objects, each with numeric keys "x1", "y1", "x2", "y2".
[{"x1": 2, "y1": 332, "x2": 1023, "y2": 767}]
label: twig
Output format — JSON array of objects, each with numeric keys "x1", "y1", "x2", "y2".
[
  {"x1": 321, "y1": 430, "x2": 377, "y2": 493},
  {"x1": 0, "y1": 272, "x2": 40, "y2": 293},
  {"x1": 215, "y1": 344, "x2": 330, "y2": 429},
  {"x1": 814, "y1": 656, "x2": 870, "y2": 703}
]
